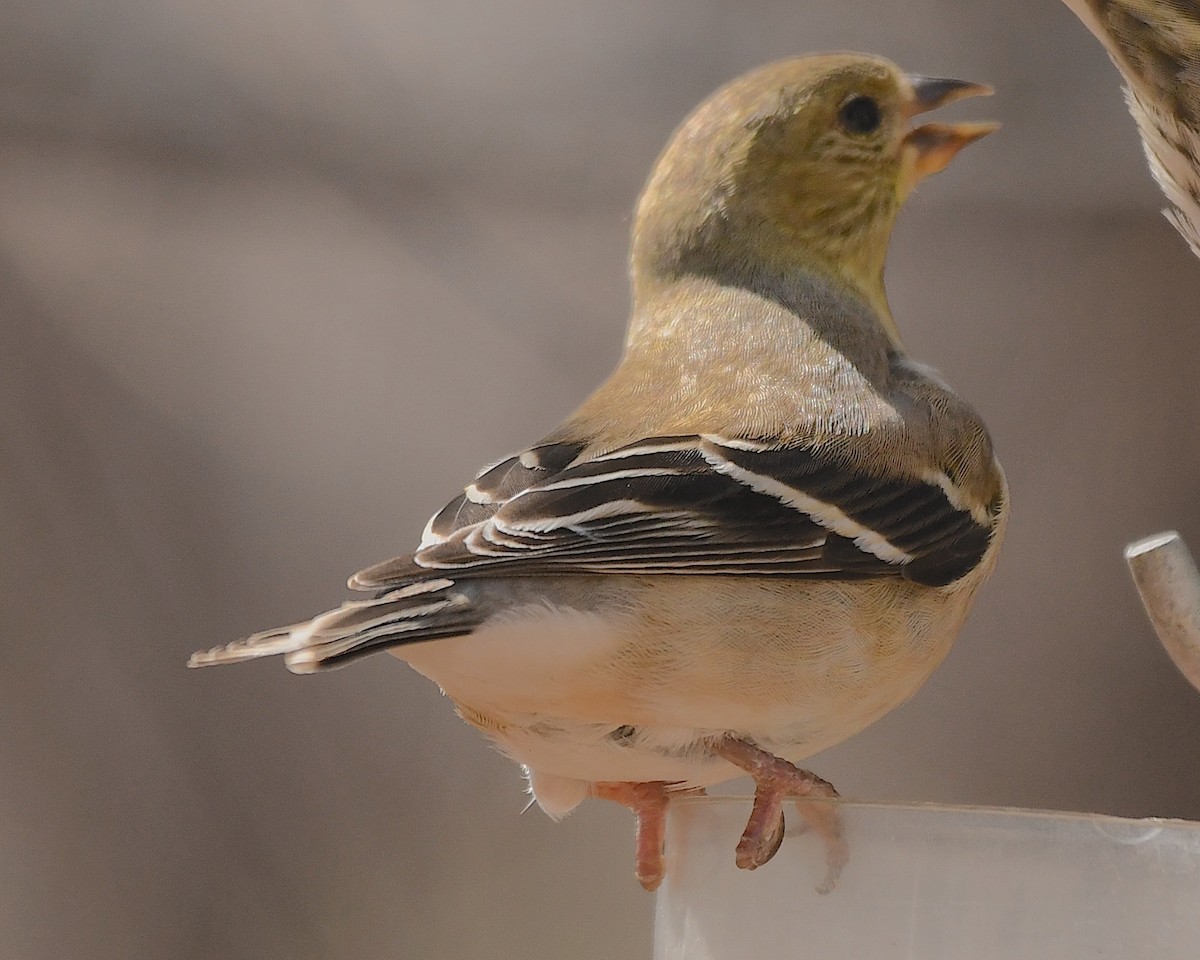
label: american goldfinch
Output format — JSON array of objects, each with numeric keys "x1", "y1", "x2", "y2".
[
  {"x1": 1063, "y1": 0, "x2": 1200, "y2": 255},
  {"x1": 191, "y1": 53, "x2": 1006, "y2": 892}
]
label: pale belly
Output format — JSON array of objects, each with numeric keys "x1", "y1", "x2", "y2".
[{"x1": 396, "y1": 574, "x2": 982, "y2": 816}]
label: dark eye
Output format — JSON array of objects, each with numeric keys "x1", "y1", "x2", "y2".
[{"x1": 837, "y1": 95, "x2": 882, "y2": 135}]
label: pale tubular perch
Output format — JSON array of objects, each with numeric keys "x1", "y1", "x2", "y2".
[
  {"x1": 1125, "y1": 531, "x2": 1200, "y2": 694},
  {"x1": 654, "y1": 798, "x2": 1200, "y2": 959}
]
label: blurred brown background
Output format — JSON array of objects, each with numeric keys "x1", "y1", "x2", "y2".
[{"x1": 3, "y1": 2, "x2": 1200, "y2": 958}]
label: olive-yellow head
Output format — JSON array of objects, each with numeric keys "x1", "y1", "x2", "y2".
[{"x1": 631, "y1": 53, "x2": 996, "y2": 342}]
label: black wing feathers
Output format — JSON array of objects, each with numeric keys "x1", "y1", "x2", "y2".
[
  {"x1": 355, "y1": 435, "x2": 994, "y2": 590},
  {"x1": 424, "y1": 440, "x2": 588, "y2": 541}
]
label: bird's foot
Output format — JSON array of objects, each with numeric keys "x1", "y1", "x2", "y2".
[
  {"x1": 591, "y1": 781, "x2": 672, "y2": 891},
  {"x1": 712, "y1": 737, "x2": 847, "y2": 893}
]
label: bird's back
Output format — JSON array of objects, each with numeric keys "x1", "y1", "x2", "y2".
[{"x1": 560, "y1": 269, "x2": 1001, "y2": 520}]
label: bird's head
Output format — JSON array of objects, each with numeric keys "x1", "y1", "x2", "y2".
[{"x1": 630, "y1": 53, "x2": 996, "y2": 341}]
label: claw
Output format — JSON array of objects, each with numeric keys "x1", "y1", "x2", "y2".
[
  {"x1": 592, "y1": 781, "x2": 671, "y2": 891},
  {"x1": 795, "y1": 797, "x2": 848, "y2": 894},
  {"x1": 713, "y1": 737, "x2": 847, "y2": 891}
]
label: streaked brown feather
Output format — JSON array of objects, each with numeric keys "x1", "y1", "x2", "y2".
[{"x1": 1064, "y1": 0, "x2": 1200, "y2": 255}]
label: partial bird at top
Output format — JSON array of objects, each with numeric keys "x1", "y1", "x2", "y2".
[
  {"x1": 190, "y1": 53, "x2": 1006, "y2": 892},
  {"x1": 1063, "y1": 0, "x2": 1200, "y2": 699},
  {"x1": 1063, "y1": 0, "x2": 1200, "y2": 256}
]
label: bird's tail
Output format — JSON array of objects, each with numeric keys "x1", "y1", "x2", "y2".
[{"x1": 188, "y1": 578, "x2": 478, "y2": 673}]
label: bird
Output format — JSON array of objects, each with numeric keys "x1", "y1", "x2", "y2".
[
  {"x1": 1062, "y1": 0, "x2": 1200, "y2": 257},
  {"x1": 190, "y1": 52, "x2": 1007, "y2": 892},
  {"x1": 1062, "y1": 1, "x2": 1200, "y2": 697}
]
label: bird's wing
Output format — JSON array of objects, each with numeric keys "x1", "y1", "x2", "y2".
[{"x1": 352, "y1": 434, "x2": 999, "y2": 591}]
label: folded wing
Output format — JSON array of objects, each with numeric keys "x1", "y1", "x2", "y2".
[{"x1": 353, "y1": 434, "x2": 996, "y2": 590}]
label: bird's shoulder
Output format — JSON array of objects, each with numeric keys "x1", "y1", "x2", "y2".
[{"x1": 350, "y1": 279, "x2": 1003, "y2": 593}]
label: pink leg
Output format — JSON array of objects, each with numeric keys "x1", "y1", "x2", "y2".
[
  {"x1": 712, "y1": 737, "x2": 848, "y2": 893},
  {"x1": 591, "y1": 781, "x2": 671, "y2": 891}
]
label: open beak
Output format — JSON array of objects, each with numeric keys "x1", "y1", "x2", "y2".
[{"x1": 901, "y1": 75, "x2": 998, "y2": 184}]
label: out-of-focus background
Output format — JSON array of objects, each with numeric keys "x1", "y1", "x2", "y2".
[{"x1": 4, "y1": 2, "x2": 1200, "y2": 958}]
